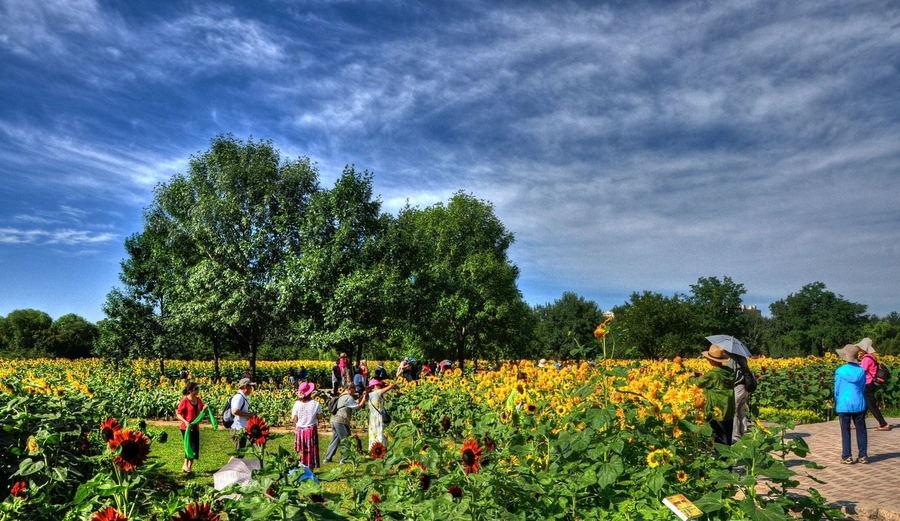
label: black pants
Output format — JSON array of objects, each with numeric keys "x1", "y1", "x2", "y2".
[
  {"x1": 181, "y1": 428, "x2": 200, "y2": 460},
  {"x1": 839, "y1": 412, "x2": 868, "y2": 459},
  {"x1": 233, "y1": 429, "x2": 248, "y2": 450},
  {"x1": 710, "y1": 416, "x2": 734, "y2": 446},
  {"x1": 865, "y1": 384, "x2": 887, "y2": 427}
]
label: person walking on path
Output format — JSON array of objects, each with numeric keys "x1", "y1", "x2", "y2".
[
  {"x1": 291, "y1": 382, "x2": 323, "y2": 469},
  {"x1": 175, "y1": 382, "x2": 205, "y2": 473},
  {"x1": 857, "y1": 338, "x2": 892, "y2": 431},
  {"x1": 230, "y1": 378, "x2": 256, "y2": 450},
  {"x1": 835, "y1": 344, "x2": 869, "y2": 464},
  {"x1": 694, "y1": 345, "x2": 736, "y2": 446},
  {"x1": 728, "y1": 352, "x2": 757, "y2": 442},
  {"x1": 367, "y1": 379, "x2": 396, "y2": 449},
  {"x1": 324, "y1": 385, "x2": 366, "y2": 464}
]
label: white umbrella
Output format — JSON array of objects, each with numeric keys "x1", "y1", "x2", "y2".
[
  {"x1": 705, "y1": 335, "x2": 752, "y2": 359},
  {"x1": 213, "y1": 457, "x2": 260, "y2": 491}
]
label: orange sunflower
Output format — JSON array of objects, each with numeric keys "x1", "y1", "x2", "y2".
[
  {"x1": 406, "y1": 460, "x2": 426, "y2": 473},
  {"x1": 108, "y1": 429, "x2": 151, "y2": 472},
  {"x1": 90, "y1": 506, "x2": 128, "y2": 521},
  {"x1": 460, "y1": 439, "x2": 483, "y2": 474}
]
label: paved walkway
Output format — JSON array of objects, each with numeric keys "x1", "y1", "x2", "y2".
[{"x1": 784, "y1": 417, "x2": 900, "y2": 520}]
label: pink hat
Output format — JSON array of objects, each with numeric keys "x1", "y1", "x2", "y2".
[
  {"x1": 367, "y1": 379, "x2": 384, "y2": 389},
  {"x1": 297, "y1": 381, "x2": 315, "y2": 398}
]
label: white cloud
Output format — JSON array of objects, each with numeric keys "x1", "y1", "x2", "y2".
[{"x1": 0, "y1": 227, "x2": 115, "y2": 245}]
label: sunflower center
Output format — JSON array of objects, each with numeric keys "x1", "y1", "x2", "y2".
[{"x1": 462, "y1": 449, "x2": 475, "y2": 466}]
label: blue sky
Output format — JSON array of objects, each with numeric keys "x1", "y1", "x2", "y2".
[{"x1": 2, "y1": 0, "x2": 900, "y2": 322}]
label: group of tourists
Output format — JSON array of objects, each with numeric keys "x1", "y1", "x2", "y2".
[
  {"x1": 692, "y1": 336, "x2": 892, "y2": 464},
  {"x1": 171, "y1": 340, "x2": 892, "y2": 474}
]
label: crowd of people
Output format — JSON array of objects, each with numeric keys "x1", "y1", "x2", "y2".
[
  {"x1": 691, "y1": 336, "x2": 892, "y2": 464},
  {"x1": 169, "y1": 340, "x2": 892, "y2": 475}
]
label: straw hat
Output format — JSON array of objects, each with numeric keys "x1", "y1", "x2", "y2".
[
  {"x1": 855, "y1": 337, "x2": 876, "y2": 354},
  {"x1": 702, "y1": 344, "x2": 730, "y2": 364},
  {"x1": 835, "y1": 344, "x2": 861, "y2": 363}
]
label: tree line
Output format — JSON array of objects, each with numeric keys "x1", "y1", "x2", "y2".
[{"x1": 3, "y1": 136, "x2": 898, "y2": 371}]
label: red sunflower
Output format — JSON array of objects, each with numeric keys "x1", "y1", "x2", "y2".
[
  {"x1": 406, "y1": 460, "x2": 426, "y2": 473},
  {"x1": 9, "y1": 480, "x2": 26, "y2": 498},
  {"x1": 100, "y1": 418, "x2": 122, "y2": 443},
  {"x1": 90, "y1": 506, "x2": 128, "y2": 521},
  {"x1": 108, "y1": 429, "x2": 151, "y2": 472},
  {"x1": 369, "y1": 441, "x2": 387, "y2": 459},
  {"x1": 460, "y1": 439, "x2": 483, "y2": 474},
  {"x1": 171, "y1": 502, "x2": 221, "y2": 521},
  {"x1": 370, "y1": 492, "x2": 382, "y2": 504},
  {"x1": 244, "y1": 416, "x2": 270, "y2": 446},
  {"x1": 448, "y1": 484, "x2": 463, "y2": 499}
]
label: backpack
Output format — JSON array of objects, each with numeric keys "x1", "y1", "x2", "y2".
[
  {"x1": 735, "y1": 360, "x2": 757, "y2": 393},
  {"x1": 327, "y1": 394, "x2": 341, "y2": 415},
  {"x1": 874, "y1": 362, "x2": 891, "y2": 386}
]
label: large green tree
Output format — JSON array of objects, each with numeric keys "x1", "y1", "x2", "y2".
[
  {"x1": 120, "y1": 136, "x2": 320, "y2": 377},
  {"x1": 689, "y1": 276, "x2": 748, "y2": 339},
  {"x1": 3, "y1": 309, "x2": 52, "y2": 355},
  {"x1": 531, "y1": 292, "x2": 603, "y2": 359},
  {"x1": 277, "y1": 167, "x2": 403, "y2": 363},
  {"x1": 609, "y1": 292, "x2": 699, "y2": 359},
  {"x1": 40, "y1": 314, "x2": 98, "y2": 358},
  {"x1": 394, "y1": 192, "x2": 530, "y2": 366},
  {"x1": 767, "y1": 282, "x2": 868, "y2": 356},
  {"x1": 862, "y1": 312, "x2": 900, "y2": 355}
]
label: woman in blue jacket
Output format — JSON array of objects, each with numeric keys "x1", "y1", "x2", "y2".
[{"x1": 834, "y1": 344, "x2": 868, "y2": 464}]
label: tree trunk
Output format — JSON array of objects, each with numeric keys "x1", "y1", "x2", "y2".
[
  {"x1": 249, "y1": 341, "x2": 258, "y2": 381},
  {"x1": 212, "y1": 336, "x2": 221, "y2": 381}
]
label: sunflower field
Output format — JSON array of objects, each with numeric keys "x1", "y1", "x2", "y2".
[{"x1": 0, "y1": 355, "x2": 897, "y2": 519}]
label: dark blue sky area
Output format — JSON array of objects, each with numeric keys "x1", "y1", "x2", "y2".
[{"x1": 2, "y1": 0, "x2": 899, "y2": 321}]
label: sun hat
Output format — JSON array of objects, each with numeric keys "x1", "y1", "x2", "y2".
[
  {"x1": 855, "y1": 337, "x2": 876, "y2": 354},
  {"x1": 701, "y1": 344, "x2": 730, "y2": 364},
  {"x1": 836, "y1": 344, "x2": 861, "y2": 363},
  {"x1": 339, "y1": 352, "x2": 348, "y2": 358},
  {"x1": 237, "y1": 377, "x2": 257, "y2": 389},
  {"x1": 537, "y1": 359, "x2": 547, "y2": 368},
  {"x1": 367, "y1": 379, "x2": 385, "y2": 389},
  {"x1": 297, "y1": 381, "x2": 315, "y2": 398}
]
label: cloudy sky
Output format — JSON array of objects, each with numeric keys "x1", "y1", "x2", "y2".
[{"x1": 2, "y1": 0, "x2": 899, "y2": 321}]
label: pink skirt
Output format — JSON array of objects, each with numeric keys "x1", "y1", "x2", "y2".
[{"x1": 295, "y1": 425, "x2": 319, "y2": 469}]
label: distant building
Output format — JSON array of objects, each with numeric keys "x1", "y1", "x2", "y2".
[{"x1": 740, "y1": 304, "x2": 761, "y2": 316}]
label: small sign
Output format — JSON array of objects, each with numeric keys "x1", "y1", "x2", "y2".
[{"x1": 663, "y1": 494, "x2": 703, "y2": 521}]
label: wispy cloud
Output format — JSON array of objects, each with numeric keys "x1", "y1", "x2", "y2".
[{"x1": 0, "y1": 227, "x2": 115, "y2": 245}]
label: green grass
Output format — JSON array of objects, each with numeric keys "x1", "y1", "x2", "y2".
[{"x1": 148, "y1": 426, "x2": 340, "y2": 487}]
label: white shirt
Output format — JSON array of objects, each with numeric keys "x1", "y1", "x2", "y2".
[
  {"x1": 230, "y1": 391, "x2": 250, "y2": 430},
  {"x1": 291, "y1": 400, "x2": 322, "y2": 428}
]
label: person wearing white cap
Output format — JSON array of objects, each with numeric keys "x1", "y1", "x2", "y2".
[{"x1": 856, "y1": 338, "x2": 892, "y2": 431}]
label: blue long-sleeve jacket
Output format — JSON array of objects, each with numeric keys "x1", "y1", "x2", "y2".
[{"x1": 834, "y1": 362, "x2": 867, "y2": 414}]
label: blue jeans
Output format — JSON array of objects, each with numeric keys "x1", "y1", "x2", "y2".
[{"x1": 839, "y1": 412, "x2": 867, "y2": 459}]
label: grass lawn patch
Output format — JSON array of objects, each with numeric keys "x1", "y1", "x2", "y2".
[{"x1": 149, "y1": 425, "x2": 342, "y2": 487}]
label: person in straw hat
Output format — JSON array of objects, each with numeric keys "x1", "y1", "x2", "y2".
[
  {"x1": 291, "y1": 381, "x2": 323, "y2": 469},
  {"x1": 693, "y1": 344, "x2": 736, "y2": 446},
  {"x1": 834, "y1": 343, "x2": 868, "y2": 464},
  {"x1": 855, "y1": 338, "x2": 892, "y2": 431}
]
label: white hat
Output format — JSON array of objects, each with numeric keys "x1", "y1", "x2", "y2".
[{"x1": 855, "y1": 337, "x2": 875, "y2": 354}]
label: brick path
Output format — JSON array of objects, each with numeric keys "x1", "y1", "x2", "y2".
[{"x1": 784, "y1": 417, "x2": 900, "y2": 520}]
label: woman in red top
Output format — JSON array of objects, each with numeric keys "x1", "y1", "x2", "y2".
[{"x1": 175, "y1": 382, "x2": 205, "y2": 473}]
